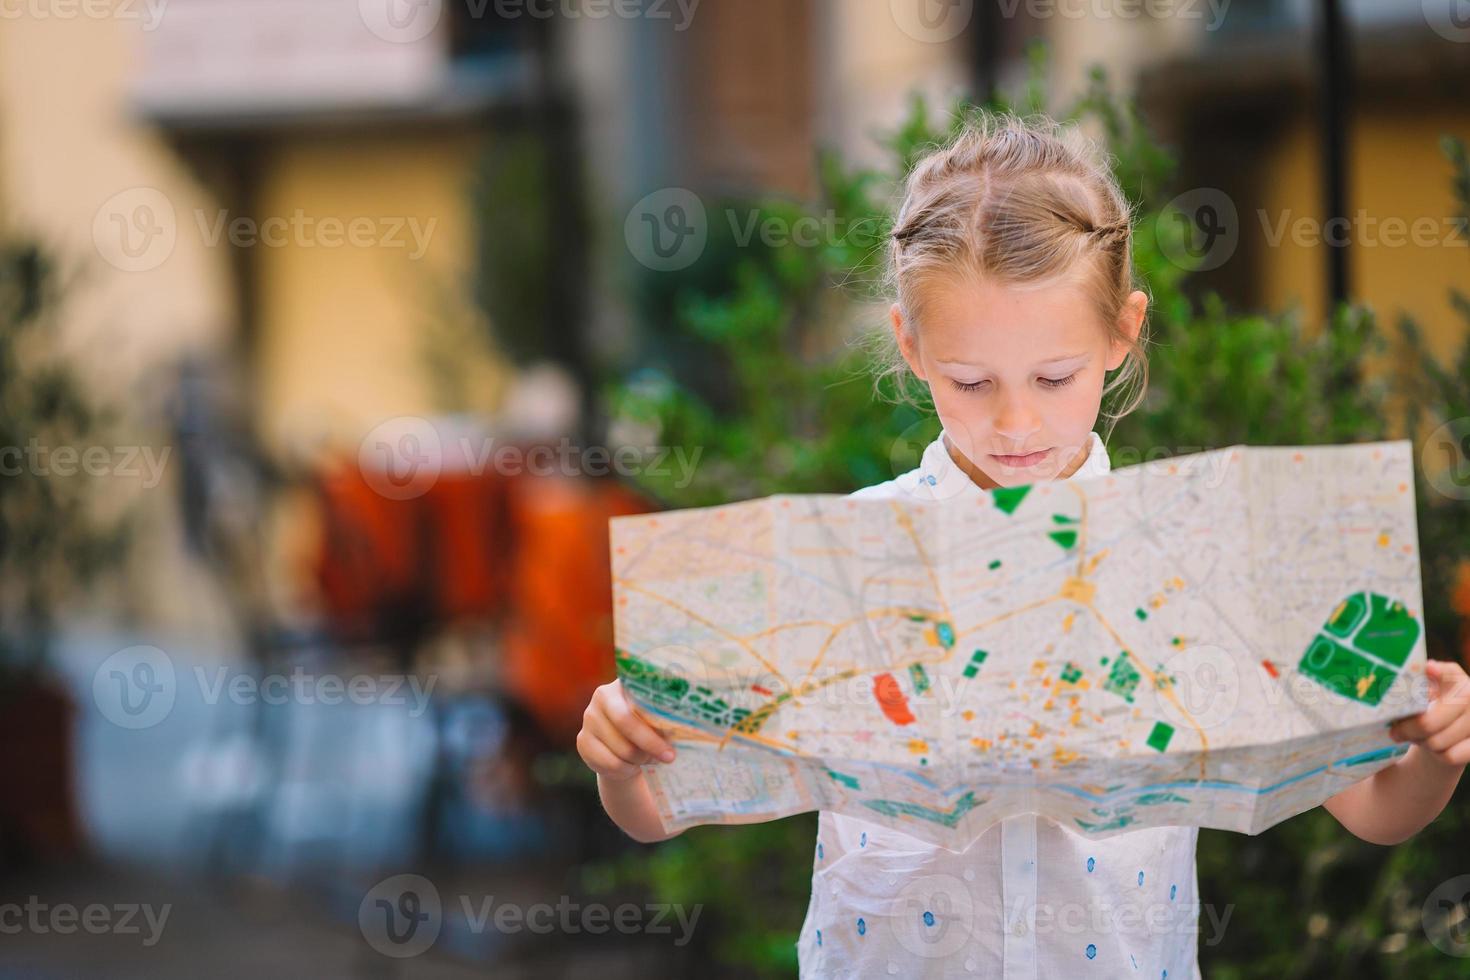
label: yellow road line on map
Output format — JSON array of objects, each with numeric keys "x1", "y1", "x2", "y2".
[
  {"x1": 613, "y1": 577, "x2": 792, "y2": 689},
  {"x1": 795, "y1": 605, "x2": 939, "y2": 688},
  {"x1": 1085, "y1": 605, "x2": 1210, "y2": 778}
]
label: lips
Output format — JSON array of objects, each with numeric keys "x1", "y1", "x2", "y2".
[{"x1": 990, "y1": 448, "x2": 1052, "y2": 468}]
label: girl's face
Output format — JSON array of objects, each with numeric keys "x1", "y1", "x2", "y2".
[{"x1": 891, "y1": 275, "x2": 1147, "y2": 490}]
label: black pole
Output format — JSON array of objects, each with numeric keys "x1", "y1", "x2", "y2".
[
  {"x1": 971, "y1": 0, "x2": 1001, "y2": 106},
  {"x1": 1315, "y1": 0, "x2": 1352, "y2": 311}
]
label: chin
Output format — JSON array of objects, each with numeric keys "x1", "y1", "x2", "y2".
[{"x1": 983, "y1": 467, "x2": 1043, "y2": 489}]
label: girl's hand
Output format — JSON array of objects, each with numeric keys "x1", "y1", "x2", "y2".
[
  {"x1": 577, "y1": 679, "x2": 677, "y2": 781},
  {"x1": 1389, "y1": 659, "x2": 1470, "y2": 768}
]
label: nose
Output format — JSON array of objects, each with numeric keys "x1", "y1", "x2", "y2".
[{"x1": 992, "y1": 392, "x2": 1041, "y2": 446}]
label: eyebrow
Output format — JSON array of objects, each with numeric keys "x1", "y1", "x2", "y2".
[{"x1": 935, "y1": 352, "x2": 1091, "y2": 369}]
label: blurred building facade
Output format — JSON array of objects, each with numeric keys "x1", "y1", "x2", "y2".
[{"x1": 1, "y1": 0, "x2": 1468, "y2": 646}]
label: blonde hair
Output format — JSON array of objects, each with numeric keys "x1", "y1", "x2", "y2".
[{"x1": 876, "y1": 110, "x2": 1150, "y2": 435}]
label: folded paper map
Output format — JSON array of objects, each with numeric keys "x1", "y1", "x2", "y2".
[{"x1": 610, "y1": 440, "x2": 1428, "y2": 848}]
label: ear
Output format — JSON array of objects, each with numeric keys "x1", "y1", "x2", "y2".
[
  {"x1": 890, "y1": 303, "x2": 928, "y2": 382},
  {"x1": 1105, "y1": 290, "x2": 1148, "y2": 372}
]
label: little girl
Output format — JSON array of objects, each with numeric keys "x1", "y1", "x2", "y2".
[{"x1": 577, "y1": 112, "x2": 1469, "y2": 978}]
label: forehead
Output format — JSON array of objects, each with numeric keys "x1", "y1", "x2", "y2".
[{"x1": 916, "y1": 274, "x2": 1106, "y2": 366}]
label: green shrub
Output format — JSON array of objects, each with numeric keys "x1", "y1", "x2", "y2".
[{"x1": 597, "y1": 45, "x2": 1470, "y2": 978}]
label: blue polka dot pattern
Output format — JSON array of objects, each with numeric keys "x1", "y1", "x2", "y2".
[{"x1": 796, "y1": 435, "x2": 1200, "y2": 980}]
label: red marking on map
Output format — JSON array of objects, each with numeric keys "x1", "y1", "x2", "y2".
[{"x1": 873, "y1": 672, "x2": 915, "y2": 725}]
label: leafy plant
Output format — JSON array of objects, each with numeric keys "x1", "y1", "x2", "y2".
[
  {"x1": 0, "y1": 242, "x2": 128, "y2": 695},
  {"x1": 593, "y1": 43, "x2": 1470, "y2": 979},
  {"x1": 1147, "y1": 134, "x2": 1470, "y2": 980},
  {"x1": 1398, "y1": 135, "x2": 1470, "y2": 669}
]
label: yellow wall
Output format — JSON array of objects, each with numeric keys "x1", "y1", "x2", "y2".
[
  {"x1": 0, "y1": 14, "x2": 507, "y2": 638},
  {"x1": 0, "y1": 15, "x2": 238, "y2": 390},
  {"x1": 0, "y1": 15, "x2": 243, "y2": 638},
  {"x1": 251, "y1": 132, "x2": 505, "y2": 458},
  {"x1": 1258, "y1": 108, "x2": 1470, "y2": 366}
]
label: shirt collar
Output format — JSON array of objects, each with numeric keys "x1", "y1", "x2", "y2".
[{"x1": 919, "y1": 430, "x2": 1111, "y2": 501}]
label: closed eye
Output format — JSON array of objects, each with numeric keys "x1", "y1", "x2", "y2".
[{"x1": 948, "y1": 374, "x2": 1077, "y2": 393}]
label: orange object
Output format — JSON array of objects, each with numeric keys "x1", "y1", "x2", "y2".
[
  {"x1": 872, "y1": 672, "x2": 915, "y2": 726},
  {"x1": 314, "y1": 460, "x2": 423, "y2": 639},
  {"x1": 312, "y1": 443, "x2": 657, "y2": 742},
  {"x1": 499, "y1": 474, "x2": 657, "y2": 743},
  {"x1": 421, "y1": 470, "x2": 510, "y2": 619}
]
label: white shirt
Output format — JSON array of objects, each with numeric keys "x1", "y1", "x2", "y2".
[{"x1": 796, "y1": 429, "x2": 1203, "y2": 979}]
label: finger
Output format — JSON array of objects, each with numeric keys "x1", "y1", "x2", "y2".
[
  {"x1": 1393, "y1": 694, "x2": 1463, "y2": 742},
  {"x1": 1392, "y1": 714, "x2": 1433, "y2": 742},
  {"x1": 1444, "y1": 738, "x2": 1470, "y2": 768},
  {"x1": 1426, "y1": 676, "x2": 1470, "y2": 729},
  {"x1": 1424, "y1": 708, "x2": 1470, "y2": 756},
  {"x1": 577, "y1": 731, "x2": 643, "y2": 779},
  {"x1": 605, "y1": 688, "x2": 677, "y2": 761},
  {"x1": 588, "y1": 712, "x2": 656, "y2": 766},
  {"x1": 1425, "y1": 660, "x2": 1470, "y2": 703}
]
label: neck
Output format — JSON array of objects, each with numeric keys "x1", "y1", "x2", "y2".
[{"x1": 942, "y1": 432, "x2": 1094, "y2": 491}]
